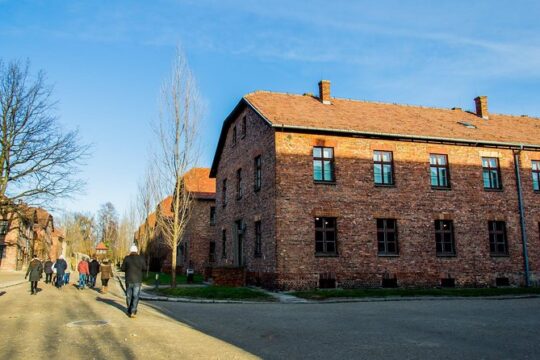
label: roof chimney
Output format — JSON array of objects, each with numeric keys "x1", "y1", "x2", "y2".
[
  {"x1": 318, "y1": 80, "x2": 331, "y2": 104},
  {"x1": 474, "y1": 96, "x2": 488, "y2": 119}
]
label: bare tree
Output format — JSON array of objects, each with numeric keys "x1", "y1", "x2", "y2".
[
  {"x1": 136, "y1": 162, "x2": 158, "y2": 275},
  {"x1": 61, "y1": 212, "x2": 96, "y2": 257},
  {"x1": 117, "y1": 206, "x2": 136, "y2": 264},
  {"x1": 153, "y1": 49, "x2": 202, "y2": 287},
  {"x1": 96, "y1": 202, "x2": 119, "y2": 259},
  {"x1": 0, "y1": 59, "x2": 89, "y2": 217}
]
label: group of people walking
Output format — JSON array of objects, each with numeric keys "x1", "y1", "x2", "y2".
[
  {"x1": 76, "y1": 256, "x2": 113, "y2": 292},
  {"x1": 25, "y1": 254, "x2": 113, "y2": 295},
  {"x1": 24, "y1": 245, "x2": 146, "y2": 320},
  {"x1": 25, "y1": 254, "x2": 69, "y2": 294}
]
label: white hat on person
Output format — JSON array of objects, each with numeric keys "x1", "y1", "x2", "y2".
[{"x1": 130, "y1": 245, "x2": 138, "y2": 253}]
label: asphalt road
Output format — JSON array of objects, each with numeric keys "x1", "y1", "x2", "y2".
[
  {"x1": 149, "y1": 297, "x2": 540, "y2": 360},
  {"x1": 0, "y1": 277, "x2": 256, "y2": 359}
]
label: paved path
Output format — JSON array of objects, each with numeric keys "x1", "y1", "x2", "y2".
[
  {"x1": 0, "y1": 277, "x2": 257, "y2": 359},
  {"x1": 150, "y1": 297, "x2": 540, "y2": 360},
  {"x1": 0, "y1": 270, "x2": 26, "y2": 289}
]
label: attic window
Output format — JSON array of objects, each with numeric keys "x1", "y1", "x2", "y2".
[{"x1": 457, "y1": 121, "x2": 477, "y2": 129}]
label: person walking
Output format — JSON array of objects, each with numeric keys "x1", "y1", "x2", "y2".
[
  {"x1": 121, "y1": 245, "x2": 146, "y2": 318},
  {"x1": 25, "y1": 254, "x2": 43, "y2": 295},
  {"x1": 89, "y1": 257, "x2": 100, "y2": 288},
  {"x1": 54, "y1": 255, "x2": 68, "y2": 288},
  {"x1": 64, "y1": 260, "x2": 71, "y2": 285},
  {"x1": 77, "y1": 257, "x2": 90, "y2": 290},
  {"x1": 100, "y1": 259, "x2": 113, "y2": 294},
  {"x1": 43, "y1": 258, "x2": 53, "y2": 284}
]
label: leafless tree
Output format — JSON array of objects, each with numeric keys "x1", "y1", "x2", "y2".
[
  {"x1": 96, "y1": 202, "x2": 119, "y2": 259},
  {"x1": 153, "y1": 49, "x2": 202, "y2": 287},
  {"x1": 0, "y1": 59, "x2": 89, "y2": 217},
  {"x1": 136, "y1": 162, "x2": 158, "y2": 275},
  {"x1": 117, "y1": 206, "x2": 136, "y2": 264},
  {"x1": 60, "y1": 212, "x2": 96, "y2": 258}
]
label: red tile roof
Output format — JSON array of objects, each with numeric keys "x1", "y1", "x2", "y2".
[
  {"x1": 244, "y1": 91, "x2": 540, "y2": 147},
  {"x1": 183, "y1": 168, "x2": 216, "y2": 197},
  {"x1": 95, "y1": 241, "x2": 108, "y2": 251}
]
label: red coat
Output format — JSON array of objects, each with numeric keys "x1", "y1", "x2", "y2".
[{"x1": 77, "y1": 260, "x2": 89, "y2": 275}]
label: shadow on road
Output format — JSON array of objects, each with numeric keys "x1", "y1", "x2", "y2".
[{"x1": 96, "y1": 296, "x2": 127, "y2": 315}]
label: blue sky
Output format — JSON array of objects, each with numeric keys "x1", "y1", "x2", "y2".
[{"x1": 1, "y1": 0, "x2": 539, "y2": 217}]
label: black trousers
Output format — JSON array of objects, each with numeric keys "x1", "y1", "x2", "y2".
[
  {"x1": 30, "y1": 281, "x2": 38, "y2": 294},
  {"x1": 45, "y1": 273, "x2": 52, "y2": 283}
]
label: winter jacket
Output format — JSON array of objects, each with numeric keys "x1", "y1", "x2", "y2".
[
  {"x1": 77, "y1": 260, "x2": 89, "y2": 275},
  {"x1": 26, "y1": 259, "x2": 43, "y2": 282},
  {"x1": 54, "y1": 259, "x2": 68, "y2": 275},
  {"x1": 89, "y1": 260, "x2": 100, "y2": 276},
  {"x1": 121, "y1": 254, "x2": 146, "y2": 284},
  {"x1": 100, "y1": 264, "x2": 113, "y2": 280},
  {"x1": 44, "y1": 260, "x2": 53, "y2": 274}
]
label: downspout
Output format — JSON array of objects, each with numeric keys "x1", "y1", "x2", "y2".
[{"x1": 513, "y1": 147, "x2": 530, "y2": 287}]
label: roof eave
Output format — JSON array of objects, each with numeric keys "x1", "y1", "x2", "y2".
[{"x1": 272, "y1": 124, "x2": 540, "y2": 150}]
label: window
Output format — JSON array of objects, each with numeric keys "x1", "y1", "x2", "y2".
[
  {"x1": 532, "y1": 161, "x2": 540, "y2": 191},
  {"x1": 373, "y1": 151, "x2": 394, "y2": 185},
  {"x1": 241, "y1": 116, "x2": 247, "y2": 138},
  {"x1": 313, "y1": 147, "x2": 335, "y2": 182},
  {"x1": 315, "y1": 217, "x2": 337, "y2": 255},
  {"x1": 236, "y1": 168, "x2": 243, "y2": 199},
  {"x1": 209, "y1": 241, "x2": 216, "y2": 263},
  {"x1": 254, "y1": 221, "x2": 262, "y2": 257},
  {"x1": 435, "y1": 220, "x2": 455, "y2": 256},
  {"x1": 430, "y1": 154, "x2": 450, "y2": 188},
  {"x1": 489, "y1": 221, "x2": 508, "y2": 256},
  {"x1": 210, "y1": 207, "x2": 216, "y2": 226},
  {"x1": 222, "y1": 179, "x2": 227, "y2": 207},
  {"x1": 232, "y1": 125, "x2": 237, "y2": 146},
  {"x1": 482, "y1": 157, "x2": 502, "y2": 190},
  {"x1": 221, "y1": 230, "x2": 227, "y2": 258},
  {"x1": 254, "y1": 155, "x2": 262, "y2": 191},
  {"x1": 377, "y1": 219, "x2": 398, "y2": 255},
  {"x1": 0, "y1": 220, "x2": 7, "y2": 235}
]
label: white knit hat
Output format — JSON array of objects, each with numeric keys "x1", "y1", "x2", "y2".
[{"x1": 130, "y1": 245, "x2": 138, "y2": 253}]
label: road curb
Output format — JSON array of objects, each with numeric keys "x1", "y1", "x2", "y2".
[{"x1": 0, "y1": 280, "x2": 26, "y2": 290}]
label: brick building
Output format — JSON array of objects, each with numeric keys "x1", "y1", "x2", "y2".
[
  {"x1": 136, "y1": 168, "x2": 216, "y2": 275},
  {"x1": 210, "y1": 80, "x2": 540, "y2": 290}
]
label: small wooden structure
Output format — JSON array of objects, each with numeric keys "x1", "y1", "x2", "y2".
[{"x1": 95, "y1": 242, "x2": 108, "y2": 259}]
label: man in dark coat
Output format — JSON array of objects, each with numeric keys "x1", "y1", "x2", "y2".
[
  {"x1": 121, "y1": 245, "x2": 146, "y2": 318},
  {"x1": 89, "y1": 257, "x2": 100, "y2": 288},
  {"x1": 43, "y1": 258, "x2": 53, "y2": 284},
  {"x1": 54, "y1": 255, "x2": 68, "y2": 288},
  {"x1": 25, "y1": 255, "x2": 43, "y2": 295}
]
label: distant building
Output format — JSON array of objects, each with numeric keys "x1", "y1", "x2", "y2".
[{"x1": 210, "y1": 80, "x2": 540, "y2": 290}]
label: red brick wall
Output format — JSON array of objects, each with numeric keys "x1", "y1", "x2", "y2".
[
  {"x1": 213, "y1": 106, "x2": 540, "y2": 290},
  {"x1": 214, "y1": 107, "x2": 278, "y2": 278},
  {"x1": 181, "y1": 198, "x2": 216, "y2": 274},
  {"x1": 210, "y1": 266, "x2": 246, "y2": 287},
  {"x1": 273, "y1": 132, "x2": 540, "y2": 289}
]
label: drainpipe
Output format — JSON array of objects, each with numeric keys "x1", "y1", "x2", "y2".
[{"x1": 514, "y1": 147, "x2": 530, "y2": 287}]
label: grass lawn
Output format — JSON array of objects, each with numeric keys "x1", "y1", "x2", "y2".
[
  {"x1": 142, "y1": 271, "x2": 204, "y2": 286},
  {"x1": 157, "y1": 286, "x2": 274, "y2": 301},
  {"x1": 292, "y1": 287, "x2": 540, "y2": 300}
]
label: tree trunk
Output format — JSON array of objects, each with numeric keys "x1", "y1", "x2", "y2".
[{"x1": 171, "y1": 242, "x2": 177, "y2": 288}]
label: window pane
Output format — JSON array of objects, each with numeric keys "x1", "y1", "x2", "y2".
[
  {"x1": 313, "y1": 147, "x2": 322, "y2": 157},
  {"x1": 326, "y1": 230, "x2": 335, "y2": 242},
  {"x1": 430, "y1": 167, "x2": 439, "y2": 186},
  {"x1": 387, "y1": 242, "x2": 396, "y2": 253},
  {"x1": 383, "y1": 165, "x2": 393, "y2": 184},
  {"x1": 438, "y1": 155, "x2": 447, "y2": 165},
  {"x1": 315, "y1": 217, "x2": 323, "y2": 228},
  {"x1": 326, "y1": 242, "x2": 335, "y2": 253},
  {"x1": 533, "y1": 173, "x2": 540, "y2": 191},
  {"x1": 483, "y1": 171, "x2": 491, "y2": 188},
  {"x1": 326, "y1": 218, "x2": 336, "y2": 228},
  {"x1": 373, "y1": 152, "x2": 381, "y2": 162},
  {"x1": 430, "y1": 155, "x2": 437, "y2": 165},
  {"x1": 489, "y1": 158, "x2": 497, "y2": 167},
  {"x1": 323, "y1": 148, "x2": 333, "y2": 158},
  {"x1": 323, "y1": 161, "x2": 333, "y2": 180},
  {"x1": 532, "y1": 161, "x2": 539, "y2": 171},
  {"x1": 316, "y1": 241, "x2": 324, "y2": 252},
  {"x1": 382, "y1": 152, "x2": 391, "y2": 162},
  {"x1": 313, "y1": 160, "x2": 323, "y2": 180},
  {"x1": 482, "y1": 158, "x2": 489, "y2": 167},
  {"x1": 436, "y1": 242, "x2": 442, "y2": 253},
  {"x1": 439, "y1": 169, "x2": 448, "y2": 187},
  {"x1": 374, "y1": 164, "x2": 382, "y2": 184},
  {"x1": 490, "y1": 171, "x2": 499, "y2": 188}
]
